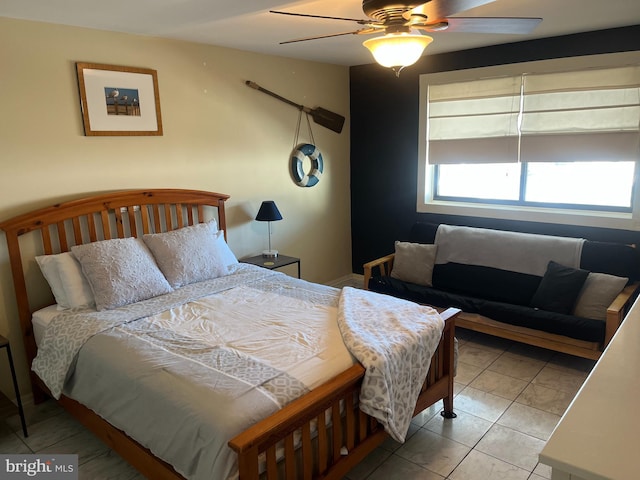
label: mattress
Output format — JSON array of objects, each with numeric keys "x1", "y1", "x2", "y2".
[{"x1": 32, "y1": 304, "x2": 60, "y2": 347}]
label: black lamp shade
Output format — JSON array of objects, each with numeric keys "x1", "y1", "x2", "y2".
[{"x1": 255, "y1": 201, "x2": 283, "y2": 222}]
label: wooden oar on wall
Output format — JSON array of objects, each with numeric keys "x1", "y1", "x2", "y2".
[{"x1": 245, "y1": 81, "x2": 345, "y2": 134}]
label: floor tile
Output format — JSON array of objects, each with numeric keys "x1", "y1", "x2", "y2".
[
  {"x1": 380, "y1": 422, "x2": 420, "y2": 452},
  {"x1": 506, "y1": 343, "x2": 555, "y2": 362},
  {"x1": 532, "y1": 461, "x2": 552, "y2": 479},
  {"x1": 4, "y1": 399, "x2": 64, "y2": 434},
  {"x1": 367, "y1": 454, "x2": 445, "y2": 480},
  {"x1": 455, "y1": 362, "x2": 484, "y2": 385},
  {"x1": 496, "y1": 403, "x2": 560, "y2": 441},
  {"x1": 515, "y1": 384, "x2": 574, "y2": 416},
  {"x1": 531, "y1": 366, "x2": 586, "y2": 396},
  {"x1": 423, "y1": 409, "x2": 493, "y2": 448},
  {"x1": 546, "y1": 353, "x2": 596, "y2": 376},
  {"x1": 458, "y1": 345, "x2": 502, "y2": 369},
  {"x1": 464, "y1": 332, "x2": 514, "y2": 354},
  {"x1": 449, "y1": 449, "x2": 530, "y2": 480},
  {"x1": 487, "y1": 353, "x2": 546, "y2": 382},
  {"x1": 528, "y1": 474, "x2": 548, "y2": 480},
  {"x1": 345, "y1": 447, "x2": 392, "y2": 480},
  {"x1": 20, "y1": 412, "x2": 85, "y2": 452},
  {"x1": 454, "y1": 386, "x2": 512, "y2": 422},
  {"x1": 395, "y1": 428, "x2": 470, "y2": 477},
  {"x1": 36, "y1": 429, "x2": 111, "y2": 466},
  {"x1": 475, "y1": 424, "x2": 546, "y2": 471},
  {"x1": 469, "y1": 370, "x2": 528, "y2": 400},
  {"x1": 411, "y1": 403, "x2": 441, "y2": 427},
  {"x1": 0, "y1": 427, "x2": 31, "y2": 454},
  {"x1": 78, "y1": 450, "x2": 143, "y2": 480}
]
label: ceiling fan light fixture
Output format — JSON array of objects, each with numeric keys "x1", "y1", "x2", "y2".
[{"x1": 363, "y1": 33, "x2": 433, "y2": 76}]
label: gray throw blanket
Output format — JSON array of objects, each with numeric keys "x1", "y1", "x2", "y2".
[
  {"x1": 435, "y1": 224, "x2": 585, "y2": 276},
  {"x1": 337, "y1": 287, "x2": 444, "y2": 442}
]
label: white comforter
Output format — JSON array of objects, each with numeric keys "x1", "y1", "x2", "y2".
[{"x1": 32, "y1": 265, "x2": 444, "y2": 479}]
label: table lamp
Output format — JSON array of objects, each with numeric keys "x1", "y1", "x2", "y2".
[{"x1": 255, "y1": 200, "x2": 283, "y2": 258}]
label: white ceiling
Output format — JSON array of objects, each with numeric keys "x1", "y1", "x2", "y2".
[{"x1": 2, "y1": 0, "x2": 639, "y2": 66}]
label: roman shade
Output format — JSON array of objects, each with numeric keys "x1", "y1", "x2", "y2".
[
  {"x1": 427, "y1": 75, "x2": 521, "y2": 164},
  {"x1": 520, "y1": 65, "x2": 640, "y2": 162},
  {"x1": 427, "y1": 65, "x2": 640, "y2": 165}
]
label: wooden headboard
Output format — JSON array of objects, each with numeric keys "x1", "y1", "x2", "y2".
[{"x1": 0, "y1": 188, "x2": 229, "y2": 396}]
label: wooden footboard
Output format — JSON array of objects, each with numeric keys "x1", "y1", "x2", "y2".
[{"x1": 229, "y1": 313, "x2": 457, "y2": 480}]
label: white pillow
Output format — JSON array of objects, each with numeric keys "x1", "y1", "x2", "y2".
[
  {"x1": 143, "y1": 222, "x2": 228, "y2": 288},
  {"x1": 35, "y1": 252, "x2": 95, "y2": 309},
  {"x1": 390, "y1": 241, "x2": 438, "y2": 287},
  {"x1": 71, "y1": 237, "x2": 173, "y2": 311},
  {"x1": 573, "y1": 272, "x2": 629, "y2": 321},
  {"x1": 35, "y1": 254, "x2": 69, "y2": 308},
  {"x1": 215, "y1": 230, "x2": 238, "y2": 269}
]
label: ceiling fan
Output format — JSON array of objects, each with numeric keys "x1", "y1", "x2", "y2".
[{"x1": 271, "y1": 0, "x2": 542, "y2": 75}]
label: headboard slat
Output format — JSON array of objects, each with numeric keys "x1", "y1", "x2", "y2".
[
  {"x1": 100, "y1": 210, "x2": 110, "y2": 240},
  {"x1": 152, "y1": 205, "x2": 162, "y2": 233},
  {"x1": 114, "y1": 208, "x2": 125, "y2": 238},
  {"x1": 164, "y1": 204, "x2": 172, "y2": 231},
  {"x1": 187, "y1": 206, "x2": 195, "y2": 226},
  {"x1": 72, "y1": 217, "x2": 82, "y2": 246},
  {"x1": 176, "y1": 204, "x2": 184, "y2": 228},
  {"x1": 42, "y1": 225, "x2": 53, "y2": 255},
  {"x1": 141, "y1": 205, "x2": 151, "y2": 235},
  {"x1": 88, "y1": 212, "x2": 98, "y2": 242},
  {"x1": 57, "y1": 221, "x2": 68, "y2": 251},
  {"x1": 128, "y1": 208, "x2": 139, "y2": 238}
]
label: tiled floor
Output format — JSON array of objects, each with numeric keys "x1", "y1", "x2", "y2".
[
  {"x1": 0, "y1": 275, "x2": 596, "y2": 479},
  {"x1": 0, "y1": 328, "x2": 595, "y2": 480},
  {"x1": 345, "y1": 327, "x2": 596, "y2": 480}
]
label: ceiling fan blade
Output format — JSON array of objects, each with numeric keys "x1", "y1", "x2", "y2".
[
  {"x1": 441, "y1": 17, "x2": 542, "y2": 34},
  {"x1": 279, "y1": 29, "x2": 378, "y2": 45},
  {"x1": 270, "y1": 10, "x2": 373, "y2": 25},
  {"x1": 406, "y1": 0, "x2": 496, "y2": 21}
]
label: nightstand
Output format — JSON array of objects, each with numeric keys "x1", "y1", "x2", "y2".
[
  {"x1": 0, "y1": 335, "x2": 28, "y2": 437},
  {"x1": 241, "y1": 254, "x2": 301, "y2": 278}
]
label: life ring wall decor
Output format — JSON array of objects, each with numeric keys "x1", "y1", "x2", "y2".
[{"x1": 291, "y1": 143, "x2": 323, "y2": 187}]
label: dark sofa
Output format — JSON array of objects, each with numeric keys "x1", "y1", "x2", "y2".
[{"x1": 364, "y1": 223, "x2": 640, "y2": 359}]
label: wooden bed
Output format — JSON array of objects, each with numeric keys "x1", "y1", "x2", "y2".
[{"x1": 0, "y1": 188, "x2": 457, "y2": 480}]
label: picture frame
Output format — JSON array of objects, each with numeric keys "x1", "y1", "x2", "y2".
[{"x1": 76, "y1": 62, "x2": 163, "y2": 136}]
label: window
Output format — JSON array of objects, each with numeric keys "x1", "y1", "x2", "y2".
[{"x1": 417, "y1": 58, "x2": 640, "y2": 230}]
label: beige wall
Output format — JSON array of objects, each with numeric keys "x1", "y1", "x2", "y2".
[{"x1": 0, "y1": 17, "x2": 352, "y2": 399}]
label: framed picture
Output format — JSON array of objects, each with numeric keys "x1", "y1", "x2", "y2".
[{"x1": 76, "y1": 62, "x2": 163, "y2": 136}]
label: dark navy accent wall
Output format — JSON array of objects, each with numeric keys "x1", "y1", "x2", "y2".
[{"x1": 349, "y1": 25, "x2": 640, "y2": 273}]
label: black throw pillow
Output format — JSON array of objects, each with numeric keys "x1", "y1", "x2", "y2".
[{"x1": 530, "y1": 261, "x2": 589, "y2": 314}]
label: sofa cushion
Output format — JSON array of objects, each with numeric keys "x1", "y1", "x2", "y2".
[
  {"x1": 369, "y1": 275, "x2": 478, "y2": 311},
  {"x1": 573, "y1": 272, "x2": 629, "y2": 321},
  {"x1": 390, "y1": 241, "x2": 437, "y2": 287},
  {"x1": 368, "y1": 276, "x2": 605, "y2": 342},
  {"x1": 530, "y1": 261, "x2": 589, "y2": 314},
  {"x1": 432, "y1": 263, "x2": 541, "y2": 306}
]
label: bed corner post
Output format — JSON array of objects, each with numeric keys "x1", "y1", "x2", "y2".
[
  {"x1": 1, "y1": 229, "x2": 45, "y2": 400},
  {"x1": 439, "y1": 309, "x2": 458, "y2": 419}
]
